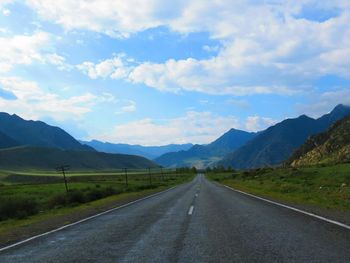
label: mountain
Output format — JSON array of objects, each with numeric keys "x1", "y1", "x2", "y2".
[
  {"x1": 155, "y1": 129, "x2": 256, "y2": 168},
  {"x1": 287, "y1": 116, "x2": 350, "y2": 167},
  {"x1": 0, "y1": 131, "x2": 20, "y2": 149},
  {"x1": 0, "y1": 146, "x2": 158, "y2": 170},
  {"x1": 0, "y1": 112, "x2": 93, "y2": 151},
  {"x1": 220, "y1": 104, "x2": 350, "y2": 169},
  {"x1": 81, "y1": 140, "x2": 193, "y2": 159}
]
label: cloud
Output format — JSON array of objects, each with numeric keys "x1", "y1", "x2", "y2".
[
  {"x1": 26, "y1": 1, "x2": 350, "y2": 96},
  {"x1": 115, "y1": 100, "x2": 137, "y2": 115},
  {"x1": 77, "y1": 54, "x2": 131, "y2": 79},
  {"x1": 2, "y1": 8, "x2": 10, "y2": 16},
  {"x1": 121, "y1": 100, "x2": 136, "y2": 113},
  {"x1": 202, "y1": 45, "x2": 219, "y2": 53},
  {"x1": 245, "y1": 116, "x2": 278, "y2": 132},
  {"x1": 0, "y1": 31, "x2": 71, "y2": 72},
  {"x1": 225, "y1": 99, "x2": 250, "y2": 109},
  {"x1": 25, "y1": 0, "x2": 186, "y2": 38},
  {"x1": 45, "y1": 53, "x2": 73, "y2": 71},
  {"x1": 91, "y1": 111, "x2": 240, "y2": 145},
  {"x1": 0, "y1": 77, "x2": 98, "y2": 121},
  {"x1": 297, "y1": 89, "x2": 350, "y2": 118}
]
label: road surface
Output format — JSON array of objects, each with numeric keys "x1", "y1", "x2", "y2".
[{"x1": 1, "y1": 174, "x2": 349, "y2": 262}]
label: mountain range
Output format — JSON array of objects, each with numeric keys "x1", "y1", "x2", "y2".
[
  {"x1": 0, "y1": 112, "x2": 93, "y2": 151},
  {"x1": 155, "y1": 129, "x2": 256, "y2": 168},
  {"x1": 81, "y1": 140, "x2": 193, "y2": 159},
  {"x1": 0, "y1": 104, "x2": 349, "y2": 170},
  {"x1": 0, "y1": 113, "x2": 157, "y2": 170},
  {"x1": 288, "y1": 115, "x2": 350, "y2": 167},
  {"x1": 219, "y1": 104, "x2": 350, "y2": 169},
  {"x1": 0, "y1": 146, "x2": 157, "y2": 170}
]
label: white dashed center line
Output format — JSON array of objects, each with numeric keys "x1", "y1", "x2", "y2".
[{"x1": 188, "y1": 205, "x2": 194, "y2": 215}]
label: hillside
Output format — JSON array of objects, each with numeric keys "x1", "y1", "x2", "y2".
[
  {"x1": 0, "y1": 131, "x2": 20, "y2": 149},
  {"x1": 220, "y1": 104, "x2": 350, "y2": 169},
  {"x1": 155, "y1": 129, "x2": 256, "y2": 168},
  {"x1": 0, "y1": 146, "x2": 158, "y2": 170},
  {"x1": 0, "y1": 112, "x2": 93, "y2": 151},
  {"x1": 81, "y1": 140, "x2": 193, "y2": 159},
  {"x1": 288, "y1": 116, "x2": 350, "y2": 166}
]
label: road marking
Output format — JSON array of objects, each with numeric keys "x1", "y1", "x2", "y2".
[
  {"x1": 188, "y1": 205, "x2": 194, "y2": 215},
  {"x1": 0, "y1": 185, "x2": 179, "y2": 253},
  {"x1": 221, "y1": 184, "x2": 350, "y2": 230}
]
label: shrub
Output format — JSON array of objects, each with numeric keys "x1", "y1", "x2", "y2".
[
  {"x1": 0, "y1": 198, "x2": 38, "y2": 220},
  {"x1": 67, "y1": 190, "x2": 86, "y2": 204},
  {"x1": 47, "y1": 193, "x2": 67, "y2": 208}
]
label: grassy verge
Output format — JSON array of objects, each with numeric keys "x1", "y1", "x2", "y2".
[
  {"x1": 0, "y1": 170, "x2": 195, "y2": 246},
  {"x1": 207, "y1": 164, "x2": 350, "y2": 212}
]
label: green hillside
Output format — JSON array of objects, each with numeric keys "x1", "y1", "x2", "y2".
[
  {"x1": 219, "y1": 104, "x2": 350, "y2": 169},
  {"x1": 0, "y1": 146, "x2": 158, "y2": 170},
  {"x1": 288, "y1": 116, "x2": 350, "y2": 167},
  {"x1": 0, "y1": 112, "x2": 93, "y2": 151}
]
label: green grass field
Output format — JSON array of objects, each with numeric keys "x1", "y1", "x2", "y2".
[
  {"x1": 0, "y1": 168, "x2": 195, "y2": 222},
  {"x1": 207, "y1": 164, "x2": 350, "y2": 211}
]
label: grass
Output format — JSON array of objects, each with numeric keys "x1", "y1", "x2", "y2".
[
  {"x1": 207, "y1": 163, "x2": 350, "y2": 211},
  {"x1": 0, "y1": 185, "x2": 181, "y2": 244},
  {"x1": 0, "y1": 169, "x2": 195, "y2": 225}
]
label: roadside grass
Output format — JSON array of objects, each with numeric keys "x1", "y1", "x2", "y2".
[
  {"x1": 0, "y1": 185, "x2": 180, "y2": 241},
  {"x1": 207, "y1": 163, "x2": 350, "y2": 211},
  {"x1": 0, "y1": 170, "x2": 195, "y2": 226}
]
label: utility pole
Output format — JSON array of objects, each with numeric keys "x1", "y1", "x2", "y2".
[
  {"x1": 56, "y1": 165, "x2": 70, "y2": 193},
  {"x1": 161, "y1": 167, "x2": 164, "y2": 181},
  {"x1": 124, "y1": 168, "x2": 128, "y2": 187}
]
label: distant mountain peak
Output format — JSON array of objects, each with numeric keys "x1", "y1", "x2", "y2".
[
  {"x1": 219, "y1": 104, "x2": 350, "y2": 169},
  {"x1": 0, "y1": 112, "x2": 93, "y2": 151},
  {"x1": 331, "y1": 104, "x2": 350, "y2": 113}
]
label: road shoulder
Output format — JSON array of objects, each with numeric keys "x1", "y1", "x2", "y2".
[{"x1": 0, "y1": 186, "x2": 175, "y2": 249}]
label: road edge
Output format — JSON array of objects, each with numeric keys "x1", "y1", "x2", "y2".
[
  {"x1": 0, "y1": 184, "x2": 180, "y2": 253},
  {"x1": 216, "y1": 182, "x2": 350, "y2": 230}
]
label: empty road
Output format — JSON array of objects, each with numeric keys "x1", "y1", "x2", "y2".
[{"x1": 1, "y1": 174, "x2": 350, "y2": 262}]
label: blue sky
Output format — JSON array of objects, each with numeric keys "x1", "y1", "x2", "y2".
[{"x1": 0, "y1": 1, "x2": 349, "y2": 145}]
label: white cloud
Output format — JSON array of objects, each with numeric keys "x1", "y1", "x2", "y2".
[
  {"x1": 77, "y1": 54, "x2": 131, "y2": 79},
  {"x1": 245, "y1": 116, "x2": 278, "y2": 132},
  {"x1": 121, "y1": 100, "x2": 136, "y2": 113},
  {"x1": 226, "y1": 99, "x2": 250, "y2": 109},
  {"x1": 0, "y1": 31, "x2": 49, "y2": 72},
  {"x1": 2, "y1": 8, "x2": 10, "y2": 16},
  {"x1": 26, "y1": 1, "x2": 350, "y2": 96},
  {"x1": 0, "y1": 77, "x2": 97, "y2": 121},
  {"x1": 45, "y1": 53, "x2": 73, "y2": 71},
  {"x1": 115, "y1": 100, "x2": 137, "y2": 114},
  {"x1": 91, "y1": 111, "x2": 240, "y2": 146},
  {"x1": 297, "y1": 89, "x2": 350, "y2": 118},
  {"x1": 0, "y1": 31, "x2": 70, "y2": 72},
  {"x1": 203, "y1": 45, "x2": 219, "y2": 53},
  {"x1": 25, "y1": 0, "x2": 185, "y2": 38}
]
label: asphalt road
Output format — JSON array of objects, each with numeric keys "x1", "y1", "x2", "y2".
[{"x1": 1, "y1": 174, "x2": 350, "y2": 262}]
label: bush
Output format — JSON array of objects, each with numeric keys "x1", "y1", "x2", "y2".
[
  {"x1": 0, "y1": 198, "x2": 38, "y2": 220},
  {"x1": 67, "y1": 190, "x2": 86, "y2": 204},
  {"x1": 47, "y1": 193, "x2": 67, "y2": 208},
  {"x1": 48, "y1": 187, "x2": 118, "y2": 208}
]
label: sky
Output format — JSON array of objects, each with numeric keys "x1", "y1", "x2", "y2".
[{"x1": 0, "y1": 0, "x2": 349, "y2": 146}]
